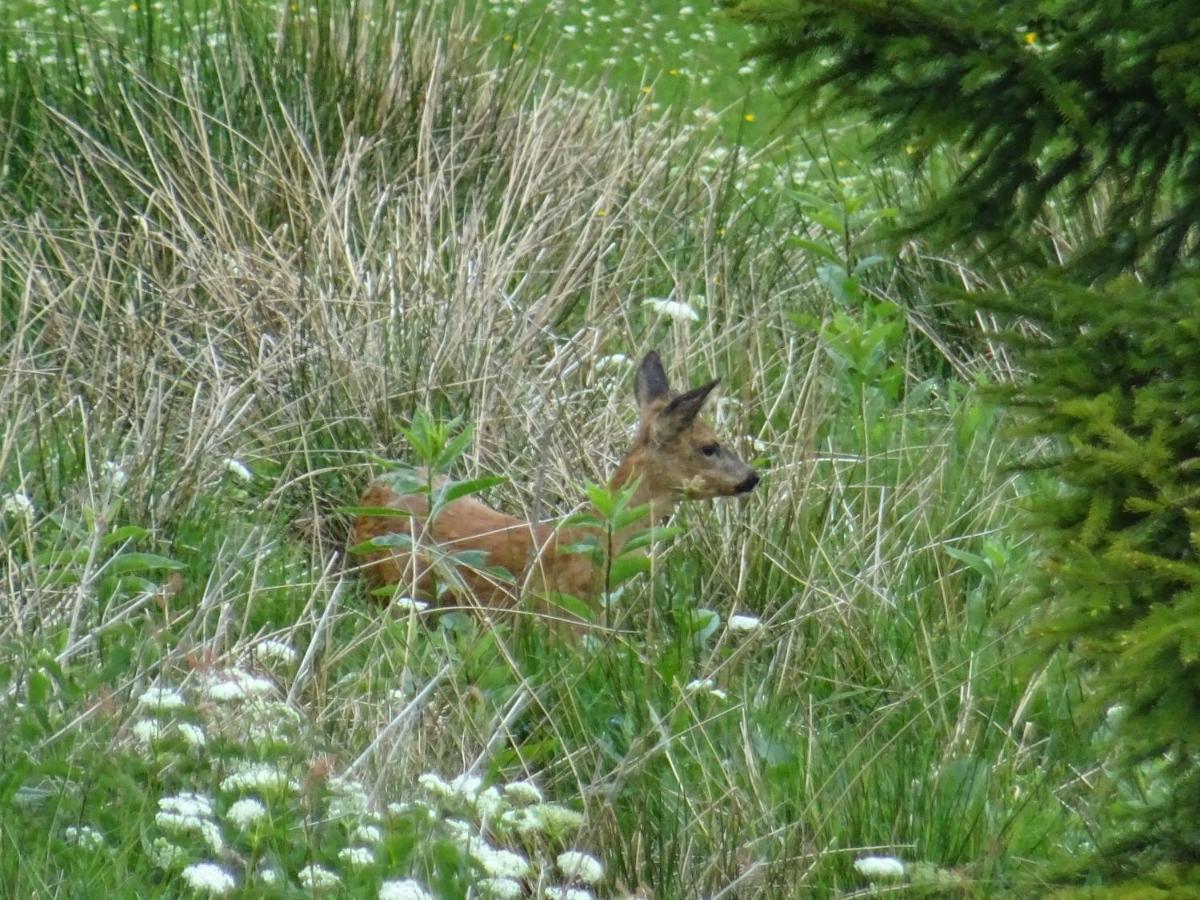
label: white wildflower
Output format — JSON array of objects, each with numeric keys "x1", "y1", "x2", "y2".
[
  {"x1": 557, "y1": 850, "x2": 604, "y2": 884},
  {"x1": 503, "y1": 780, "x2": 543, "y2": 805},
  {"x1": 643, "y1": 297, "x2": 699, "y2": 322},
  {"x1": 220, "y1": 762, "x2": 299, "y2": 794},
  {"x1": 159, "y1": 793, "x2": 214, "y2": 819},
  {"x1": 418, "y1": 772, "x2": 453, "y2": 799},
  {"x1": 156, "y1": 811, "x2": 223, "y2": 854},
  {"x1": 328, "y1": 776, "x2": 371, "y2": 818},
  {"x1": 132, "y1": 718, "x2": 164, "y2": 747},
  {"x1": 63, "y1": 825, "x2": 105, "y2": 850},
  {"x1": 339, "y1": 846, "x2": 375, "y2": 868},
  {"x1": 501, "y1": 802, "x2": 585, "y2": 835},
  {"x1": 138, "y1": 685, "x2": 186, "y2": 711},
  {"x1": 379, "y1": 879, "x2": 434, "y2": 900},
  {"x1": 449, "y1": 773, "x2": 483, "y2": 802},
  {"x1": 479, "y1": 877, "x2": 523, "y2": 899},
  {"x1": 444, "y1": 818, "x2": 475, "y2": 844},
  {"x1": 297, "y1": 863, "x2": 341, "y2": 889},
  {"x1": 594, "y1": 353, "x2": 631, "y2": 372},
  {"x1": 226, "y1": 797, "x2": 267, "y2": 829},
  {"x1": 476, "y1": 785, "x2": 503, "y2": 819},
  {"x1": 257, "y1": 865, "x2": 281, "y2": 885},
  {"x1": 2, "y1": 492, "x2": 34, "y2": 518},
  {"x1": 394, "y1": 596, "x2": 429, "y2": 612},
  {"x1": 223, "y1": 458, "x2": 253, "y2": 482},
  {"x1": 685, "y1": 678, "x2": 728, "y2": 701},
  {"x1": 544, "y1": 888, "x2": 594, "y2": 900},
  {"x1": 470, "y1": 838, "x2": 530, "y2": 878},
  {"x1": 204, "y1": 670, "x2": 275, "y2": 702},
  {"x1": 253, "y1": 639, "x2": 298, "y2": 666},
  {"x1": 854, "y1": 855, "x2": 906, "y2": 879},
  {"x1": 102, "y1": 460, "x2": 128, "y2": 488},
  {"x1": 180, "y1": 861, "x2": 236, "y2": 895},
  {"x1": 177, "y1": 722, "x2": 207, "y2": 748},
  {"x1": 352, "y1": 823, "x2": 383, "y2": 844},
  {"x1": 728, "y1": 614, "x2": 763, "y2": 632},
  {"x1": 388, "y1": 799, "x2": 437, "y2": 821},
  {"x1": 149, "y1": 837, "x2": 187, "y2": 869}
]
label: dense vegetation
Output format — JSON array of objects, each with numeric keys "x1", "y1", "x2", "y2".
[
  {"x1": 731, "y1": 0, "x2": 1200, "y2": 893},
  {"x1": 0, "y1": 0, "x2": 1152, "y2": 896}
]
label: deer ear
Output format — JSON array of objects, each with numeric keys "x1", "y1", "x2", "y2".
[
  {"x1": 635, "y1": 351, "x2": 671, "y2": 410},
  {"x1": 654, "y1": 379, "x2": 718, "y2": 443}
]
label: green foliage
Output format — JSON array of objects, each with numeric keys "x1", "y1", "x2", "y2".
[
  {"x1": 728, "y1": 0, "x2": 1200, "y2": 281},
  {"x1": 992, "y1": 277, "x2": 1200, "y2": 869}
]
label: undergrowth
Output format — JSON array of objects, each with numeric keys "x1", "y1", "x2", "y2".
[{"x1": 0, "y1": 1, "x2": 1096, "y2": 896}]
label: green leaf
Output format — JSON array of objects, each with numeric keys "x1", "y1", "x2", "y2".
[
  {"x1": 448, "y1": 549, "x2": 491, "y2": 570},
  {"x1": 436, "y1": 475, "x2": 508, "y2": 506},
  {"x1": 106, "y1": 553, "x2": 185, "y2": 575},
  {"x1": 349, "y1": 532, "x2": 415, "y2": 553},
  {"x1": 620, "y1": 526, "x2": 680, "y2": 554},
  {"x1": 689, "y1": 608, "x2": 722, "y2": 643},
  {"x1": 34, "y1": 548, "x2": 91, "y2": 568},
  {"x1": 101, "y1": 525, "x2": 149, "y2": 548},
  {"x1": 791, "y1": 237, "x2": 843, "y2": 265},
  {"x1": 608, "y1": 554, "x2": 650, "y2": 587},
  {"x1": 548, "y1": 592, "x2": 595, "y2": 623},
  {"x1": 585, "y1": 483, "x2": 614, "y2": 518},
  {"x1": 336, "y1": 505, "x2": 412, "y2": 518},
  {"x1": 27, "y1": 669, "x2": 51, "y2": 707}
]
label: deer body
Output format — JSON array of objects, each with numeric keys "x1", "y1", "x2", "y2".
[{"x1": 351, "y1": 352, "x2": 759, "y2": 613}]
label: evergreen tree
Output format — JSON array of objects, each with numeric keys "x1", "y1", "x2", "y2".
[
  {"x1": 729, "y1": 0, "x2": 1200, "y2": 887},
  {"x1": 729, "y1": 0, "x2": 1200, "y2": 281}
]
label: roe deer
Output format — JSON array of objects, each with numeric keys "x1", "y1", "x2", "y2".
[{"x1": 350, "y1": 351, "x2": 759, "y2": 619}]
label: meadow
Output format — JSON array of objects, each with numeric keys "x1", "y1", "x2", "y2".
[{"x1": 1, "y1": 1, "x2": 1101, "y2": 897}]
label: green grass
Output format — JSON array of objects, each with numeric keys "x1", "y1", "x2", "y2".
[{"x1": 0, "y1": 1, "x2": 1104, "y2": 897}]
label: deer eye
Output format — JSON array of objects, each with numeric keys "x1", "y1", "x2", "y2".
[{"x1": 700, "y1": 444, "x2": 720, "y2": 458}]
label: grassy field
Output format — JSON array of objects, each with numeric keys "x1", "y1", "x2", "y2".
[{"x1": 1, "y1": 1, "x2": 1100, "y2": 897}]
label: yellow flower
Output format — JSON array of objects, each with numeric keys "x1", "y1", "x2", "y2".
[
  {"x1": 1024, "y1": 31, "x2": 1037, "y2": 44},
  {"x1": 640, "y1": 86, "x2": 652, "y2": 94},
  {"x1": 595, "y1": 209, "x2": 608, "y2": 218},
  {"x1": 669, "y1": 68, "x2": 680, "y2": 76},
  {"x1": 129, "y1": 2, "x2": 139, "y2": 10},
  {"x1": 743, "y1": 113, "x2": 755, "y2": 122}
]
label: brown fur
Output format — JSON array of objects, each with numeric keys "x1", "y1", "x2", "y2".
[{"x1": 350, "y1": 352, "x2": 759, "y2": 617}]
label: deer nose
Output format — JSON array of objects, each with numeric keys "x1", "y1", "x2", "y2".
[{"x1": 735, "y1": 471, "x2": 760, "y2": 494}]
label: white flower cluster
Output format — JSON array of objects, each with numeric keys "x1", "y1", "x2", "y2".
[
  {"x1": 154, "y1": 792, "x2": 223, "y2": 855},
  {"x1": 1, "y1": 491, "x2": 34, "y2": 518},
  {"x1": 854, "y1": 855, "x2": 907, "y2": 879},
  {"x1": 379, "y1": 879, "x2": 435, "y2": 900},
  {"x1": 226, "y1": 797, "x2": 267, "y2": 829},
  {"x1": 203, "y1": 669, "x2": 275, "y2": 702},
  {"x1": 63, "y1": 825, "x2": 106, "y2": 850},
  {"x1": 181, "y1": 861, "x2": 236, "y2": 895},
  {"x1": 220, "y1": 760, "x2": 301, "y2": 795},
  {"x1": 298, "y1": 862, "x2": 341, "y2": 889},
  {"x1": 643, "y1": 296, "x2": 701, "y2": 322},
  {"x1": 253, "y1": 639, "x2": 298, "y2": 666},
  {"x1": 138, "y1": 685, "x2": 187, "y2": 710}
]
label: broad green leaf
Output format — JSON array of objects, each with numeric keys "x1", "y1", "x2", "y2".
[
  {"x1": 620, "y1": 525, "x2": 680, "y2": 554},
  {"x1": 549, "y1": 592, "x2": 595, "y2": 623},
  {"x1": 437, "y1": 475, "x2": 508, "y2": 506},
  {"x1": 106, "y1": 553, "x2": 185, "y2": 575},
  {"x1": 349, "y1": 532, "x2": 415, "y2": 553},
  {"x1": 608, "y1": 554, "x2": 650, "y2": 587},
  {"x1": 790, "y1": 237, "x2": 842, "y2": 265},
  {"x1": 101, "y1": 525, "x2": 150, "y2": 548}
]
